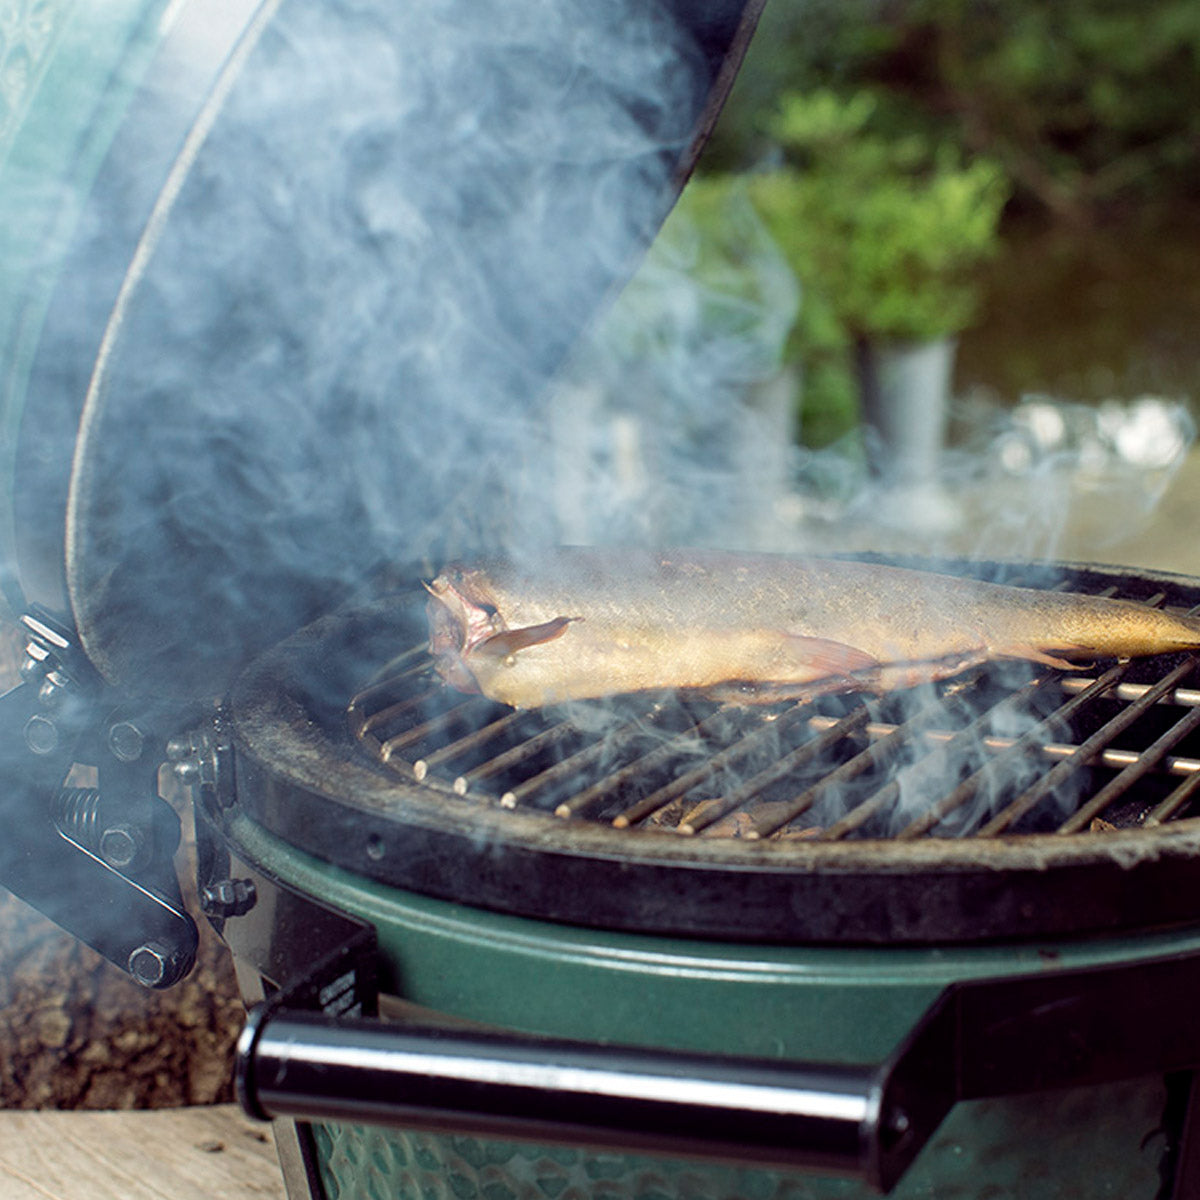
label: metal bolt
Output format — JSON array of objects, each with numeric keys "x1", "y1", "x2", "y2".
[
  {"x1": 881, "y1": 1106, "x2": 912, "y2": 1151},
  {"x1": 200, "y1": 878, "x2": 257, "y2": 919},
  {"x1": 19, "y1": 654, "x2": 46, "y2": 684},
  {"x1": 108, "y1": 721, "x2": 146, "y2": 762},
  {"x1": 127, "y1": 941, "x2": 187, "y2": 989},
  {"x1": 24, "y1": 713, "x2": 59, "y2": 755},
  {"x1": 172, "y1": 758, "x2": 201, "y2": 784},
  {"x1": 99, "y1": 823, "x2": 144, "y2": 870},
  {"x1": 165, "y1": 736, "x2": 193, "y2": 762}
]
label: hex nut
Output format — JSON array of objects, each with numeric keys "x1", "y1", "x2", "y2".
[
  {"x1": 200, "y1": 878, "x2": 257, "y2": 919},
  {"x1": 99, "y1": 824, "x2": 144, "y2": 870},
  {"x1": 127, "y1": 941, "x2": 187, "y2": 989},
  {"x1": 108, "y1": 721, "x2": 146, "y2": 762}
]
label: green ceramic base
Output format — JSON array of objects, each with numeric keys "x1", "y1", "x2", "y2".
[
  {"x1": 228, "y1": 813, "x2": 1188, "y2": 1197},
  {"x1": 309, "y1": 1074, "x2": 1167, "y2": 1200}
]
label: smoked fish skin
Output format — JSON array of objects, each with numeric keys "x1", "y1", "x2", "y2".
[{"x1": 425, "y1": 548, "x2": 1200, "y2": 708}]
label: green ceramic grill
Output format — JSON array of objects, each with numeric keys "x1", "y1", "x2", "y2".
[{"x1": 4, "y1": 3, "x2": 1200, "y2": 1199}]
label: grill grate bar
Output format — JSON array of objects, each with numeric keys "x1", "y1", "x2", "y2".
[
  {"x1": 454, "y1": 719, "x2": 576, "y2": 795},
  {"x1": 359, "y1": 685, "x2": 446, "y2": 738},
  {"x1": 1060, "y1": 676, "x2": 1200, "y2": 709},
  {"x1": 1146, "y1": 768, "x2": 1200, "y2": 827},
  {"x1": 347, "y1": 657, "x2": 435, "y2": 719},
  {"x1": 680, "y1": 707, "x2": 873, "y2": 835},
  {"x1": 499, "y1": 714, "x2": 653, "y2": 809},
  {"x1": 611, "y1": 702, "x2": 818, "y2": 829},
  {"x1": 379, "y1": 696, "x2": 479, "y2": 762},
  {"x1": 1057, "y1": 694, "x2": 1200, "y2": 833},
  {"x1": 980, "y1": 656, "x2": 1200, "y2": 835},
  {"x1": 554, "y1": 710, "x2": 732, "y2": 819},
  {"x1": 412, "y1": 709, "x2": 527, "y2": 781}
]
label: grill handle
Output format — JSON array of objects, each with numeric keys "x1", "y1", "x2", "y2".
[
  {"x1": 236, "y1": 948, "x2": 1200, "y2": 1194},
  {"x1": 236, "y1": 1007, "x2": 887, "y2": 1184}
]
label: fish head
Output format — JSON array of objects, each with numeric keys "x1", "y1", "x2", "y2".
[
  {"x1": 425, "y1": 564, "x2": 578, "y2": 705},
  {"x1": 424, "y1": 567, "x2": 504, "y2": 694}
]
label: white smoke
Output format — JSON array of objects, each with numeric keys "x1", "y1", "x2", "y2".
[{"x1": 59, "y1": 0, "x2": 722, "y2": 692}]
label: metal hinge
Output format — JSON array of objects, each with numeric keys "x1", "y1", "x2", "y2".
[{"x1": 0, "y1": 610, "x2": 199, "y2": 988}]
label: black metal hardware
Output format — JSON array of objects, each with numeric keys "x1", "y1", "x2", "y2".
[
  {"x1": 199, "y1": 877, "x2": 257, "y2": 919},
  {"x1": 0, "y1": 613, "x2": 199, "y2": 988}
]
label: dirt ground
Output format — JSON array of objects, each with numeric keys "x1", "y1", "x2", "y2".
[{"x1": 0, "y1": 833, "x2": 244, "y2": 1110}]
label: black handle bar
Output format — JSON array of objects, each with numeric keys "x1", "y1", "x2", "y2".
[{"x1": 236, "y1": 947, "x2": 1200, "y2": 1193}]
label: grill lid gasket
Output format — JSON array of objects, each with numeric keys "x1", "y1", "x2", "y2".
[{"x1": 225, "y1": 558, "x2": 1200, "y2": 945}]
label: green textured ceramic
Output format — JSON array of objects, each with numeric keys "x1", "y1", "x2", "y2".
[{"x1": 230, "y1": 809, "x2": 1185, "y2": 1199}]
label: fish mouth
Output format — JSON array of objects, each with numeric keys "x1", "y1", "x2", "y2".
[{"x1": 424, "y1": 574, "x2": 500, "y2": 693}]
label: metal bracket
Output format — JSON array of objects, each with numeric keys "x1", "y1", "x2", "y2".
[
  {"x1": 875, "y1": 951, "x2": 1200, "y2": 1190},
  {"x1": 0, "y1": 611, "x2": 199, "y2": 988},
  {"x1": 189, "y1": 798, "x2": 381, "y2": 1200}
]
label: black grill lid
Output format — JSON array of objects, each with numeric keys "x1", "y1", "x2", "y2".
[{"x1": 6, "y1": 0, "x2": 764, "y2": 697}]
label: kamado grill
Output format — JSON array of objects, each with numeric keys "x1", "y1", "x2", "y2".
[{"x1": 4, "y1": 2, "x2": 1200, "y2": 1199}]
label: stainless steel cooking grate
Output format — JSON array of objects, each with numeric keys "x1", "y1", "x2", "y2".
[{"x1": 348, "y1": 581, "x2": 1200, "y2": 842}]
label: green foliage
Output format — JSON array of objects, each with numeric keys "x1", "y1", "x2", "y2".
[
  {"x1": 643, "y1": 88, "x2": 1008, "y2": 446},
  {"x1": 748, "y1": 88, "x2": 1009, "y2": 342},
  {"x1": 909, "y1": 0, "x2": 1200, "y2": 219},
  {"x1": 711, "y1": 0, "x2": 1200, "y2": 221},
  {"x1": 664, "y1": 87, "x2": 1008, "y2": 445}
]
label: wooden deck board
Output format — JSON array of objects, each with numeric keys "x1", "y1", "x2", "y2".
[{"x1": 0, "y1": 1105, "x2": 287, "y2": 1200}]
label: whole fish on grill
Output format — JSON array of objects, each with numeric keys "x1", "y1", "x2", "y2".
[{"x1": 424, "y1": 548, "x2": 1200, "y2": 708}]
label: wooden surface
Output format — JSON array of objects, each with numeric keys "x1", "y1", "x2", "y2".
[{"x1": 0, "y1": 1104, "x2": 288, "y2": 1200}]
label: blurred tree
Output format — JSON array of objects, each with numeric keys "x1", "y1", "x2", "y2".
[
  {"x1": 710, "y1": 0, "x2": 1200, "y2": 224},
  {"x1": 749, "y1": 89, "x2": 1008, "y2": 343},
  {"x1": 910, "y1": 0, "x2": 1200, "y2": 222}
]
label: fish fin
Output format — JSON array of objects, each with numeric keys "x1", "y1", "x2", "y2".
[
  {"x1": 478, "y1": 616, "x2": 576, "y2": 658},
  {"x1": 1003, "y1": 644, "x2": 1088, "y2": 671},
  {"x1": 780, "y1": 634, "x2": 880, "y2": 677}
]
